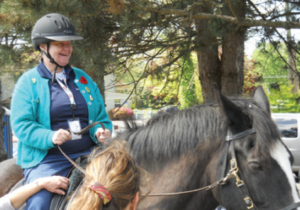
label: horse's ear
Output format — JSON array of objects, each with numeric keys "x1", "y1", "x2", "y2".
[
  {"x1": 213, "y1": 85, "x2": 250, "y2": 129},
  {"x1": 252, "y1": 86, "x2": 270, "y2": 116}
]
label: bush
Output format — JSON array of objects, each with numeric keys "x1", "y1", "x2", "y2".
[{"x1": 108, "y1": 107, "x2": 134, "y2": 120}]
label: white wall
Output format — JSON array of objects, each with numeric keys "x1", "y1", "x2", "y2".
[
  {"x1": 104, "y1": 74, "x2": 132, "y2": 112},
  {"x1": 104, "y1": 91, "x2": 132, "y2": 112}
]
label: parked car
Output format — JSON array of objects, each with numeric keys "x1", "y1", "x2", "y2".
[{"x1": 272, "y1": 113, "x2": 300, "y2": 174}]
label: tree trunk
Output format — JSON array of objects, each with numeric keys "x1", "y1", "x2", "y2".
[
  {"x1": 220, "y1": 0, "x2": 246, "y2": 97},
  {"x1": 195, "y1": 3, "x2": 221, "y2": 102},
  {"x1": 221, "y1": 30, "x2": 246, "y2": 96},
  {"x1": 196, "y1": 44, "x2": 221, "y2": 102},
  {"x1": 195, "y1": 0, "x2": 246, "y2": 102},
  {"x1": 0, "y1": 79, "x2": 8, "y2": 162}
]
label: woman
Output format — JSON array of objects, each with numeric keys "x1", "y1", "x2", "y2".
[
  {"x1": 67, "y1": 140, "x2": 141, "y2": 210},
  {"x1": 0, "y1": 176, "x2": 69, "y2": 210},
  {"x1": 10, "y1": 13, "x2": 112, "y2": 210}
]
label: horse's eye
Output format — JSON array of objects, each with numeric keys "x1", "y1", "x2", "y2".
[{"x1": 249, "y1": 161, "x2": 261, "y2": 171}]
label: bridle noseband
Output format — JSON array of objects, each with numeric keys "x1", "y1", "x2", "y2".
[{"x1": 220, "y1": 128, "x2": 300, "y2": 210}]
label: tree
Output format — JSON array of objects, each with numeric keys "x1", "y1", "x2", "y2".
[
  {"x1": 1, "y1": 0, "x2": 300, "y2": 103},
  {"x1": 0, "y1": 0, "x2": 120, "y2": 98},
  {"x1": 105, "y1": 0, "x2": 300, "y2": 102}
]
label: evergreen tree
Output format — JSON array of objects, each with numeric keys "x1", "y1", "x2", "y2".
[
  {"x1": 1, "y1": 0, "x2": 300, "y2": 102},
  {"x1": 105, "y1": 0, "x2": 300, "y2": 101}
]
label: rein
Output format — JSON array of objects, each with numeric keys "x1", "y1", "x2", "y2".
[
  {"x1": 145, "y1": 129, "x2": 255, "y2": 197},
  {"x1": 145, "y1": 168, "x2": 245, "y2": 196},
  {"x1": 146, "y1": 128, "x2": 300, "y2": 210},
  {"x1": 57, "y1": 122, "x2": 106, "y2": 175},
  {"x1": 58, "y1": 124, "x2": 300, "y2": 210}
]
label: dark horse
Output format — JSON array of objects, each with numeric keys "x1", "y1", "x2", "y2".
[
  {"x1": 1, "y1": 86, "x2": 300, "y2": 210},
  {"x1": 114, "y1": 86, "x2": 300, "y2": 210}
]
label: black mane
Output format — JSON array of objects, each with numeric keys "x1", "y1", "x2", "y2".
[{"x1": 116, "y1": 98, "x2": 281, "y2": 164}]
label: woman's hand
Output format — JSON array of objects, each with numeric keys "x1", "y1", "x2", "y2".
[
  {"x1": 96, "y1": 128, "x2": 111, "y2": 145},
  {"x1": 52, "y1": 129, "x2": 72, "y2": 145},
  {"x1": 36, "y1": 176, "x2": 69, "y2": 195}
]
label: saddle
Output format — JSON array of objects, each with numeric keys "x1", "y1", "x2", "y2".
[{"x1": 49, "y1": 155, "x2": 88, "y2": 210}]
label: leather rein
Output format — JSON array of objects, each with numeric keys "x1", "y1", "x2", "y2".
[
  {"x1": 58, "y1": 124, "x2": 300, "y2": 210},
  {"x1": 57, "y1": 122, "x2": 106, "y2": 175},
  {"x1": 146, "y1": 128, "x2": 300, "y2": 210}
]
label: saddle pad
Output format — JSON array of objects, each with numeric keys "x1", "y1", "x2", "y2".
[{"x1": 49, "y1": 155, "x2": 88, "y2": 210}]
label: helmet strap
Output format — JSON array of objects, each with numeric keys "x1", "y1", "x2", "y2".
[
  {"x1": 41, "y1": 43, "x2": 65, "y2": 85},
  {"x1": 45, "y1": 43, "x2": 64, "y2": 68},
  {"x1": 51, "y1": 65, "x2": 59, "y2": 85}
]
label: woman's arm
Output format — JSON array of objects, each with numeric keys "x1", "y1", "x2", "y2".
[
  {"x1": 10, "y1": 74, "x2": 55, "y2": 150},
  {"x1": 9, "y1": 176, "x2": 69, "y2": 209}
]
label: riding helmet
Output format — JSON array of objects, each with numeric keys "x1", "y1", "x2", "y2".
[{"x1": 31, "y1": 13, "x2": 83, "y2": 51}]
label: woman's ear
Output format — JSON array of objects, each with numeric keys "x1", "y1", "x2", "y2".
[
  {"x1": 130, "y1": 191, "x2": 140, "y2": 210},
  {"x1": 39, "y1": 44, "x2": 47, "y2": 52}
]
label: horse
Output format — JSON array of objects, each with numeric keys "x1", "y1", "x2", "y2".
[
  {"x1": 0, "y1": 158, "x2": 23, "y2": 197},
  {"x1": 112, "y1": 86, "x2": 300, "y2": 210},
  {"x1": 2, "y1": 86, "x2": 300, "y2": 210}
]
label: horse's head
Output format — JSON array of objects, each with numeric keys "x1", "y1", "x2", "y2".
[{"x1": 213, "y1": 86, "x2": 300, "y2": 210}]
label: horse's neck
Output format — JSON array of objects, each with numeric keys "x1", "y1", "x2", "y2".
[{"x1": 137, "y1": 149, "x2": 219, "y2": 210}]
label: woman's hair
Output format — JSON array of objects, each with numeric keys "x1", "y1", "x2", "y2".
[{"x1": 68, "y1": 140, "x2": 141, "y2": 210}]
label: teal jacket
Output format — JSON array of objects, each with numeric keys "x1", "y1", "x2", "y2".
[{"x1": 11, "y1": 66, "x2": 112, "y2": 169}]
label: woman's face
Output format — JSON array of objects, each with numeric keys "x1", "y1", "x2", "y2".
[
  {"x1": 48, "y1": 41, "x2": 73, "y2": 67},
  {"x1": 40, "y1": 41, "x2": 73, "y2": 69}
]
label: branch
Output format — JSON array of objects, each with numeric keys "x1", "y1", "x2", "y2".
[{"x1": 123, "y1": 2, "x2": 300, "y2": 29}]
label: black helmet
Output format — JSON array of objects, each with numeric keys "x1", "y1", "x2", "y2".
[{"x1": 32, "y1": 13, "x2": 83, "y2": 51}]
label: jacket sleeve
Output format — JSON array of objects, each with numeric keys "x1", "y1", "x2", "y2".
[
  {"x1": 0, "y1": 195, "x2": 15, "y2": 210},
  {"x1": 10, "y1": 75, "x2": 55, "y2": 150},
  {"x1": 90, "y1": 81, "x2": 113, "y2": 140}
]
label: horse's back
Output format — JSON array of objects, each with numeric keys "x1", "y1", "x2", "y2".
[{"x1": 0, "y1": 158, "x2": 23, "y2": 197}]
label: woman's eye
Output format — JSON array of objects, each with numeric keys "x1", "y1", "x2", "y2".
[{"x1": 249, "y1": 162, "x2": 261, "y2": 171}]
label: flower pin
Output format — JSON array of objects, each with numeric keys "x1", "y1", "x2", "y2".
[{"x1": 80, "y1": 76, "x2": 88, "y2": 84}]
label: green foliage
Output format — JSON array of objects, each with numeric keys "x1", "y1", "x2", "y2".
[
  {"x1": 130, "y1": 103, "x2": 135, "y2": 110},
  {"x1": 242, "y1": 56, "x2": 261, "y2": 96},
  {"x1": 265, "y1": 84, "x2": 300, "y2": 113},
  {"x1": 178, "y1": 54, "x2": 202, "y2": 109},
  {"x1": 0, "y1": 0, "x2": 119, "y2": 95},
  {"x1": 252, "y1": 42, "x2": 288, "y2": 83},
  {"x1": 2, "y1": 0, "x2": 300, "y2": 105},
  {"x1": 251, "y1": 42, "x2": 300, "y2": 113}
]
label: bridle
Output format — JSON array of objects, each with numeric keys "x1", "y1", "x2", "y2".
[
  {"x1": 59, "y1": 123, "x2": 300, "y2": 210},
  {"x1": 219, "y1": 128, "x2": 257, "y2": 209},
  {"x1": 219, "y1": 128, "x2": 300, "y2": 210}
]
